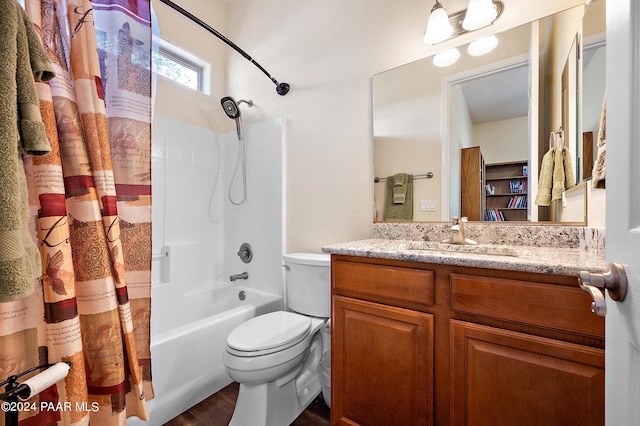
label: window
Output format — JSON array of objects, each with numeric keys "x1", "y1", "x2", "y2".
[{"x1": 152, "y1": 38, "x2": 210, "y2": 93}]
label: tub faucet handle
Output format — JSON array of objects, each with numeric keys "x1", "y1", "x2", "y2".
[{"x1": 237, "y1": 243, "x2": 253, "y2": 263}]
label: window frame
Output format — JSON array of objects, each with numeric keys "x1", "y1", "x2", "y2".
[{"x1": 152, "y1": 36, "x2": 211, "y2": 94}]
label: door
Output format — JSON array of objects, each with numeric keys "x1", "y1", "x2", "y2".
[
  {"x1": 605, "y1": 0, "x2": 640, "y2": 424},
  {"x1": 450, "y1": 321, "x2": 604, "y2": 426},
  {"x1": 332, "y1": 295, "x2": 434, "y2": 426}
]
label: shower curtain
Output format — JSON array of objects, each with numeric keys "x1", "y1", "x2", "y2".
[{"x1": 1, "y1": 0, "x2": 152, "y2": 424}]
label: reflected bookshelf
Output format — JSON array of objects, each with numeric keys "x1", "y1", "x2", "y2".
[{"x1": 484, "y1": 160, "x2": 529, "y2": 221}]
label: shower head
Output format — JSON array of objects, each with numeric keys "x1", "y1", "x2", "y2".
[
  {"x1": 221, "y1": 96, "x2": 253, "y2": 140},
  {"x1": 221, "y1": 96, "x2": 240, "y2": 119},
  {"x1": 221, "y1": 96, "x2": 254, "y2": 120}
]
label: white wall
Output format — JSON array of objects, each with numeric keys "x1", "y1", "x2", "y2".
[
  {"x1": 449, "y1": 85, "x2": 474, "y2": 218},
  {"x1": 473, "y1": 116, "x2": 529, "y2": 164},
  {"x1": 223, "y1": 0, "x2": 584, "y2": 251}
]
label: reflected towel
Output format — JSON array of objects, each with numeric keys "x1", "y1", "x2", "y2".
[
  {"x1": 562, "y1": 146, "x2": 575, "y2": 191},
  {"x1": 392, "y1": 173, "x2": 409, "y2": 204},
  {"x1": 592, "y1": 95, "x2": 606, "y2": 188},
  {"x1": 535, "y1": 148, "x2": 555, "y2": 206},
  {"x1": 384, "y1": 176, "x2": 413, "y2": 221},
  {"x1": 552, "y1": 146, "x2": 575, "y2": 201}
]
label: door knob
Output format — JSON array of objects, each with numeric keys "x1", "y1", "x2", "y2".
[{"x1": 578, "y1": 262, "x2": 628, "y2": 316}]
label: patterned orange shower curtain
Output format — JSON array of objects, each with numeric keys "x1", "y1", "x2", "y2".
[{"x1": 0, "y1": 0, "x2": 152, "y2": 424}]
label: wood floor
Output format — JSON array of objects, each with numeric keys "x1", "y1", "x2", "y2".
[{"x1": 164, "y1": 382, "x2": 331, "y2": 426}]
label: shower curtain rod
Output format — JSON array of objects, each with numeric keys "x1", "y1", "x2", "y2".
[{"x1": 157, "y1": 0, "x2": 290, "y2": 96}]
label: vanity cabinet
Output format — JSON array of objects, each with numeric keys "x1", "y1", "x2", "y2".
[
  {"x1": 450, "y1": 273, "x2": 604, "y2": 426},
  {"x1": 450, "y1": 322, "x2": 604, "y2": 426},
  {"x1": 331, "y1": 255, "x2": 604, "y2": 426},
  {"x1": 331, "y1": 258, "x2": 435, "y2": 425},
  {"x1": 333, "y1": 296, "x2": 433, "y2": 425}
]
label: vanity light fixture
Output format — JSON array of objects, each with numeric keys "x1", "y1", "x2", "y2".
[
  {"x1": 424, "y1": 1, "x2": 503, "y2": 45},
  {"x1": 462, "y1": 0, "x2": 498, "y2": 31},
  {"x1": 467, "y1": 34, "x2": 499, "y2": 56},
  {"x1": 433, "y1": 47, "x2": 461, "y2": 67},
  {"x1": 424, "y1": 0, "x2": 454, "y2": 44}
]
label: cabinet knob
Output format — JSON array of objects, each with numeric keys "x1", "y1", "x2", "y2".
[{"x1": 578, "y1": 262, "x2": 628, "y2": 316}]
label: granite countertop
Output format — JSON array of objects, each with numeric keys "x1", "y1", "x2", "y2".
[{"x1": 322, "y1": 238, "x2": 607, "y2": 276}]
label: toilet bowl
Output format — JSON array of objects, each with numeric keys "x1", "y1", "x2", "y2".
[
  {"x1": 223, "y1": 253, "x2": 331, "y2": 426},
  {"x1": 224, "y1": 311, "x2": 324, "y2": 385}
]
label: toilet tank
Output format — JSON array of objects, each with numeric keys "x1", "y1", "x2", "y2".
[{"x1": 283, "y1": 253, "x2": 331, "y2": 318}]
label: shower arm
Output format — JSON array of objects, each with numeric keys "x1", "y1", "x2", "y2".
[
  {"x1": 157, "y1": 0, "x2": 290, "y2": 96},
  {"x1": 236, "y1": 99, "x2": 253, "y2": 107}
]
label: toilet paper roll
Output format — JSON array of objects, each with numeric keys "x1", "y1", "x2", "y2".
[{"x1": 18, "y1": 363, "x2": 70, "y2": 400}]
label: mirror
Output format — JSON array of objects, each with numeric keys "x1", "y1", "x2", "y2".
[
  {"x1": 562, "y1": 34, "x2": 580, "y2": 185},
  {"x1": 373, "y1": 0, "x2": 605, "y2": 224}
]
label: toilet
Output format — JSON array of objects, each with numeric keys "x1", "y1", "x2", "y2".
[{"x1": 223, "y1": 253, "x2": 331, "y2": 426}]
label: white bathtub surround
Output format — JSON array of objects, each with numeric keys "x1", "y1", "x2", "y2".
[
  {"x1": 152, "y1": 116, "x2": 285, "y2": 295},
  {"x1": 221, "y1": 118, "x2": 286, "y2": 297},
  {"x1": 143, "y1": 116, "x2": 285, "y2": 425}
]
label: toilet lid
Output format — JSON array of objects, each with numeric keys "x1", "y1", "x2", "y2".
[{"x1": 227, "y1": 311, "x2": 311, "y2": 354}]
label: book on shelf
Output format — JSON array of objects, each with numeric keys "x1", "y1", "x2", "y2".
[
  {"x1": 509, "y1": 180, "x2": 527, "y2": 194},
  {"x1": 485, "y1": 209, "x2": 505, "y2": 221},
  {"x1": 506, "y1": 195, "x2": 528, "y2": 209}
]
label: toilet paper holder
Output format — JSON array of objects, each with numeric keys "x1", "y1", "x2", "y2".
[{"x1": 1, "y1": 362, "x2": 71, "y2": 426}]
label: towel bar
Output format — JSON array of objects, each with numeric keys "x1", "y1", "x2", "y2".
[{"x1": 374, "y1": 172, "x2": 433, "y2": 183}]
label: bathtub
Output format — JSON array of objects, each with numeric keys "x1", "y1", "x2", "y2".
[{"x1": 129, "y1": 285, "x2": 282, "y2": 425}]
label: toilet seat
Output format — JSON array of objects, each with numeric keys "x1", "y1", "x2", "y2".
[{"x1": 226, "y1": 311, "x2": 312, "y2": 357}]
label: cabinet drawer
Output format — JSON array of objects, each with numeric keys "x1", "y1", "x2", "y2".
[
  {"x1": 333, "y1": 260, "x2": 434, "y2": 308},
  {"x1": 450, "y1": 273, "x2": 604, "y2": 338}
]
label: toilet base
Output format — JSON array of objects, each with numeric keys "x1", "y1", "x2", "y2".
[{"x1": 229, "y1": 330, "x2": 324, "y2": 426}]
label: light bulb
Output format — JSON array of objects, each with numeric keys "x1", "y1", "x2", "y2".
[
  {"x1": 433, "y1": 48, "x2": 460, "y2": 67},
  {"x1": 467, "y1": 35, "x2": 499, "y2": 56},
  {"x1": 462, "y1": 0, "x2": 498, "y2": 31},
  {"x1": 424, "y1": 2, "x2": 454, "y2": 44}
]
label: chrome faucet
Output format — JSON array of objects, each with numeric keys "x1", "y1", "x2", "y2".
[
  {"x1": 442, "y1": 217, "x2": 478, "y2": 245},
  {"x1": 230, "y1": 272, "x2": 249, "y2": 282}
]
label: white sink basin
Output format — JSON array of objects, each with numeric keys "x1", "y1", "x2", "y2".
[{"x1": 405, "y1": 242, "x2": 519, "y2": 257}]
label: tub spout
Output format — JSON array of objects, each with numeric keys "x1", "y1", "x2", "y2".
[{"x1": 230, "y1": 272, "x2": 248, "y2": 282}]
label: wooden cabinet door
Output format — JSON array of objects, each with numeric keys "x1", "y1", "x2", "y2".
[
  {"x1": 450, "y1": 320, "x2": 604, "y2": 426},
  {"x1": 332, "y1": 295, "x2": 434, "y2": 426}
]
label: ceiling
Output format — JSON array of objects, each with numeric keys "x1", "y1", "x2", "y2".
[{"x1": 459, "y1": 62, "x2": 529, "y2": 124}]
